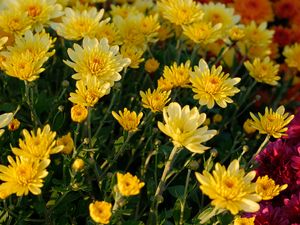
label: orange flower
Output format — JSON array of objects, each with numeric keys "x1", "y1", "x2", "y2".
[
  {"x1": 234, "y1": 0, "x2": 273, "y2": 24},
  {"x1": 274, "y1": 0, "x2": 300, "y2": 20}
]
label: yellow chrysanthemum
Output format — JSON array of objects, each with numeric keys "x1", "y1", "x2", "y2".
[
  {"x1": 157, "y1": 77, "x2": 174, "y2": 91},
  {"x1": 195, "y1": 159, "x2": 261, "y2": 215},
  {"x1": 95, "y1": 22, "x2": 122, "y2": 45},
  {"x1": 112, "y1": 108, "x2": 143, "y2": 132},
  {"x1": 52, "y1": 7, "x2": 109, "y2": 40},
  {"x1": 12, "y1": 124, "x2": 64, "y2": 160},
  {"x1": 233, "y1": 216, "x2": 255, "y2": 225},
  {"x1": 162, "y1": 60, "x2": 191, "y2": 88},
  {"x1": 202, "y1": 2, "x2": 240, "y2": 33},
  {"x1": 243, "y1": 119, "x2": 256, "y2": 134},
  {"x1": 120, "y1": 45, "x2": 145, "y2": 69},
  {"x1": 190, "y1": 59, "x2": 241, "y2": 109},
  {"x1": 8, "y1": 0, "x2": 63, "y2": 31},
  {"x1": 110, "y1": 3, "x2": 141, "y2": 19},
  {"x1": 229, "y1": 25, "x2": 245, "y2": 41},
  {"x1": 72, "y1": 158, "x2": 85, "y2": 172},
  {"x1": 255, "y1": 175, "x2": 288, "y2": 200},
  {"x1": 71, "y1": 104, "x2": 88, "y2": 123},
  {"x1": 0, "y1": 156, "x2": 50, "y2": 196},
  {"x1": 57, "y1": 133, "x2": 74, "y2": 155},
  {"x1": 144, "y1": 58, "x2": 160, "y2": 73},
  {"x1": 157, "y1": 22, "x2": 174, "y2": 41},
  {"x1": 69, "y1": 75, "x2": 111, "y2": 107},
  {"x1": 283, "y1": 43, "x2": 300, "y2": 71},
  {"x1": 140, "y1": 88, "x2": 171, "y2": 113},
  {"x1": 157, "y1": 0, "x2": 204, "y2": 26},
  {"x1": 158, "y1": 102, "x2": 217, "y2": 153},
  {"x1": 64, "y1": 37, "x2": 130, "y2": 86},
  {"x1": 244, "y1": 57, "x2": 280, "y2": 86},
  {"x1": 183, "y1": 21, "x2": 222, "y2": 45},
  {"x1": 89, "y1": 201, "x2": 112, "y2": 224},
  {"x1": 0, "y1": 37, "x2": 8, "y2": 51},
  {"x1": 0, "y1": 9, "x2": 31, "y2": 36},
  {"x1": 249, "y1": 106, "x2": 294, "y2": 138},
  {"x1": 8, "y1": 118, "x2": 21, "y2": 131},
  {"x1": 133, "y1": 0, "x2": 155, "y2": 13},
  {"x1": 117, "y1": 172, "x2": 145, "y2": 196}
]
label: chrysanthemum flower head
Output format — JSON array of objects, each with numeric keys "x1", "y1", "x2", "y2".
[
  {"x1": 8, "y1": 118, "x2": 21, "y2": 131},
  {"x1": 120, "y1": 45, "x2": 145, "y2": 69},
  {"x1": 157, "y1": 77, "x2": 174, "y2": 91},
  {"x1": 57, "y1": 133, "x2": 74, "y2": 155},
  {"x1": 69, "y1": 75, "x2": 111, "y2": 107},
  {"x1": 158, "y1": 102, "x2": 217, "y2": 153},
  {"x1": 71, "y1": 104, "x2": 88, "y2": 123},
  {"x1": 195, "y1": 159, "x2": 261, "y2": 215},
  {"x1": 116, "y1": 172, "x2": 145, "y2": 196},
  {"x1": 233, "y1": 216, "x2": 255, "y2": 225},
  {"x1": 12, "y1": 124, "x2": 64, "y2": 160},
  {"x1": 89, "y1": 201, "x2": 112, "y2": 224},
  {"x1": 244, "y1": 57, "x2": 280, "y2": 86},
  {"x1": 52, "y1": 7, "x2": 109, "y2": 41},
  {"x1": 283, "y1": 43, "x2": 300, "y2": 72},
  {"x1": 95, "y1": 22, "x2": 122, "y2": 46},
  {"x1": 255, "y1": 175, "x2": 287, "y2": 200},
  {"x1": 190, "y1": 59, "x2": 240, "y2": 109},
  {"x1": 0, "y1": 155, "x2": 50, "y2": 196},
  {"x1": 283, "y1": 192, "x2": 300, "y2": 223},
  {"x1": 162, "y1": 60, "x2": 191, "y2": 88},
  {"x1": 112, "y1": 108, "x2": 143, "y2": 132},
  {"x1": 140, "y1": 88, "x2": 171, "y2": 113},
  {"x1": 144, "y1": 58, "x2": 160, "y2": 73},
  {"x1": 157, "y1": 0, "x2": 204, "y2": 26},
  {"x1": 110, "y1": 3, "x2": 141, "y2": 19},
  {"x1": 243, "y1": 119, "x2": 256, "y2": 134},
  {"x1": 250, "y1": 106, "x2": 294, "y2": 138},
  {"x1": 64, "y1": 37, "x2": 130, "y2": 87},
  {"x1": 274, "y1": 0, "x2": 300, "y2": 20}
]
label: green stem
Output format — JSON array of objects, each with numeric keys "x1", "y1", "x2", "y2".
[
  {"x1": 24, "y1": 81, "x2": 41, "y2": 127},
  {"x1": 253, "y1": 135, "x2": 270, "y2": 159},
  {"x1": 87, "y1": 108, "x2": 92, "y2": 148},
  {"x1": 179, "y1": 169, "x2": 191, "y2": 225}
]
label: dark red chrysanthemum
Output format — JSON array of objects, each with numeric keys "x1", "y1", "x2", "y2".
[
  {"x1": 285, "y1": 110, "x2": 300, "y2": 142},
  {"x1": 291, "y1": 147, "x2": 300, "y2": 184},
  {"x1": 273, "y1": 26, "x2": 293, "y2": 47},
  {"x1": 283, "y1": 192, "x2": 300, "y2": 223}
]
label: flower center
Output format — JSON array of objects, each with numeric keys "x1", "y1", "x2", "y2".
[{"x1": 27, "y1": 5, "x2": 42, "y2": 18}]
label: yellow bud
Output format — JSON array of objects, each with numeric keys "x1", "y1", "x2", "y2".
[
  {"x1": 213, "y1": 114, "x2": 223, "y2": 123},
  {"x1": 8, "y1": 118, "x2": 20, "y2": 131},
  {"x1": 243, "y1": 119, "x2": 256, "y2": 134},
  {"x1": 71, "y1": 105, "x2": 88, "y2": 123},
  {"x1": 145, "y1": 58, "x2": 160, "y2": 73},
  {"x1": 72, "y1": 158, "x2": 85, "y2": 172}
]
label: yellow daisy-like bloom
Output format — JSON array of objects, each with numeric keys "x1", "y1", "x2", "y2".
[
  {"x1": 57, "y1": 133, "x2": 74, "y2": 155},
  {"x1": 110, "y1": 3, "x2": 141, "y2": 19},
  {"x1": 244, "y1": 57, "x2": 280, "y2": 86},
  {"x1": 112, "y1": 108, "x2": 143, "y2": 132},
  {"x1": 95, "y1": 22, "x2": 122, "y2": 46},
  {"x1": 9, "y1": 0, "x2": 63, "y2": 31},
  {"x1": 233, "y1": 216, "x2": 255, "y2": 225},
  {"x1": 255, "y1": 175, "x2": 288, "y2": 200},
  {"x1": 140, "y1": 88, "x2": 171, "y2": 113},
  {"x1": 157, "y1": 77, "x2": 174, "y2": 91},
  {"x1": 243, "y1": 119, "x2": 256, "y2": 134},
  {"x1": 0, "y1": 9, "x2": 31, "y2": 36},
  {"x1": 190, "y1": 59, "x2": 241, "y2": 109},
  {"x1": 158, "y1": 102, "x2": 217, "y2": 153},
  {"x1": 12, "y1": 124, "x2": 64, "y2": 161},
  {"x1": 52, "y1": 7, "x2": 109, "y2": 41},
  {"x1": 144, "y1": 58, "x2": 160, "y2": 73},
  {"x1": 195, "y1": 159, "x2": 261, "y2": 215},
  {"x1": 157, "y1": 0, "x2": 204, "y2": 26},
  {"x1": 183, "y1": 21, "x2": 222, "y2": 45},
  {"x1": 64, "y1": 37, "x2": 130, "y2": 87},
  {"x1": 0, "y1": 155, "x2": 50, "y2": 196},
  {"x1": 202, "y1": 2, "x2": 240, "y2": 34},
  {"x1": 89, "y1": 201, "x2": 112, "y2": 224},
  {"x1": 229, "y1": 25, "x2": 245, "y2": 41},
  {"x1": 69, "y1": 75, "x2": 111, "y2": 107},
  {"x1": 117, "y1": 172, "x2": 145, "y2": 196},
  {"x1": 120, "y1": 45, "x2": 145, "y2": 69},
  {"x1": 71, "y1": 104, "x2": 88, "y2": 123},
  {"x1": 283, "y1": 43, "x2": 300, "y2": 72},
  {"x1": 163, "y1": 60, "x2": 191, "y2": 88},
  {"x1": 249, "y1": 106, "x2": 294, "y2": 138}
]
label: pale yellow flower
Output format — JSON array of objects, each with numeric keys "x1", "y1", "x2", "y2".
[
  {"x1": 120, "y1": 45, "x2": 145, "y2": 69},
  {"x1": 117, "y1": 172, "x2": 145, "y2": 196},
  {"x1": 255, "y1": 175, "x2": 288, "y2": 200},
  {"x1": 158, "y1": 102, "x2": 217, "y2": 153},
  {"x1": 112, "y1": 108, "x2": 143, "y2": 132},
  {"x1": 89, "y1": 201, "x2": 112, "y2": 224},
  {"x1": 140, "y1": 88, "x2": 171, "y2": 113},
  {"x1": 195, "y1": 159, "x2": 261, "y2": 215},
  {"x1": 95, "y1": 22, "x2": 122, "y2": 46},
  {"x1": 283, "y1": 43, "x2": 300, "y2": 71}
]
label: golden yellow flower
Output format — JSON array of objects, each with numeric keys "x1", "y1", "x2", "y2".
[
  {"x1": 69, "y1": 75, "x2": 111, "y2": 107},
  {"x1": 183, "y1": 21, "x2": 222, "y2": 45},
  {"x1": 89, "y1": 201, "x2": 112, "y2": 224},
  {"x1": 157, "y1": 77, "x2": 174, "y2": 91},
  {"x1": 64, "y1": 37, "x2": 130, "y2": 86},
  {"x1": 72, "y1": 158, "x2": 85, "y2": 172},
  {"x1": 244, "y1": 57, "x2": 280, "y2": 86},
  {"x1": 112, "y1": 108, "x2": 143, "y2": 132},
  {"x1": 52, "y1": 7, "x2": 109, "y2": 40},
  {"x1": 9, "y1": 0, "x2": 63, "y2": 31},
  {"x1": 140, "y1": 88, "x2": 171, "y2": 113},
  {"x1": 243, "y1": 119, "x2": 256, "y2": 134},
  {"x1": 233, "y1": 216, "x2": 255, "y2": 225},
  {"x1": 8, "y1": 118, "x2": 21, "y2": 131},
  {"x1": 195, "y1": 159, "x2": 261, "y2": 215},
  {"x1": 12, "y1": 124, "x2": 63, "y2": 160},
  {"x1": 71, "y1": 104, "x2": 88, "y2": 123},
  {"x1": 255, "y1": 175, "x2": 287, "y2": 200},
  {"x1": 163, "y1": 60, "x2": 191, "y2": 88},
  {"x1": 249, "y1": 106, "x2": 294, "y2": 138},
  {"x1": 57, "y1": 133, "x2": 74, "y2": 155},
  {"x1": 110, "y1": 3, "x2": 140, "y2": 19},
  {"x1": 0, "y1": 112, "x2": 14, "y2": 137},
  {"x1": 120, "y1": 45, "x2": 145, "y2": 69},
  {"x1": 157, "y1": 22, "x2": 174, "y2": 41},
  {"x1": 157, "y1": 0, "x2": 204, "y2": 26},
  {"x1": 229, "y1": 25, "x2": 245, "y2": 41},
  {"x1": 117, "y1": 172, "x2": 145, "y2": 196},
  {"x1": 212, "y1": 114, "x2": 222, "y2": 123},
  {"x1": 95, "y1": 22, "x2": 122, "y2": 45},
  {"x1": 190, "y1": 59, "x2": 241, "y2": 109},
  {"x1": 0, "y1": 37, "x2": 8, "y2": 51},
  {"x1": 144, "y1": 58, "x2": 160, "y2": 73},
  {"x1": 0, "y1": 155, "x2": 50, "y2": 196},
  {"x1": 158, "y1": 102, "x2": 217, "y2": 153},
  {"x1": 283, "y1": 43, "x2": 300, "y2": 71}
]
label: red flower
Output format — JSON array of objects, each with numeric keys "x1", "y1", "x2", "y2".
[
  {"x1": 284, "y1": 192, "x2": 300, "y2": 223},
  {"x1": 273, "y1": 26, "x2": 293, "y2": 47}
]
